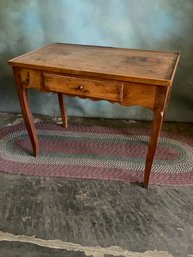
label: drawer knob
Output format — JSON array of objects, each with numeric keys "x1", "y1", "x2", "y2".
[{"x1": 79, "y1": 85, "x2": 84, "y2": 91}]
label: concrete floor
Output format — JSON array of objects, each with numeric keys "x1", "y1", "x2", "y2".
[{"x1": 0, "y1": 113, "x2": 193, "y2": 257}]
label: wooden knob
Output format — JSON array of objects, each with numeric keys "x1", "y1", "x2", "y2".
[{"x1": 79, "y1": 85, "x2": 84, "y2": 91}]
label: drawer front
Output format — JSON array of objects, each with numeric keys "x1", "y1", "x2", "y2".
[{"x1": 43, "y1": 74, "x2": 124, "y2": 102}]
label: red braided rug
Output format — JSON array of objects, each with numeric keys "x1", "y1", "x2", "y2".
[{"x1": 0, "y1": 123, "x2": 193, "y2": 186}]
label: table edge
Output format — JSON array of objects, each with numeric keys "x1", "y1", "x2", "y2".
[{"x1": 8, "y1": 43, "x2": 180, "y2": 87}]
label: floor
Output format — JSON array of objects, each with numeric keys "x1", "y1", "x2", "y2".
[{"x1": 0, "y1": 112, "x2": 193, "y2": 257}]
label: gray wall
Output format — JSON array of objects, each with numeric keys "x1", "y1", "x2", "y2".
[{"x1": 0, "y1": 0, "x2": 193, "y2": 121}]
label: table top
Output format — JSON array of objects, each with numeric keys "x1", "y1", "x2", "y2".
[{"x1": 9, "y1": 43, "x2": 180, "y2": 86}]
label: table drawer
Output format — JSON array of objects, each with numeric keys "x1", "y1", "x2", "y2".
[{"x1": 43, "y1": 74, "x2": 124, "y2": 102}]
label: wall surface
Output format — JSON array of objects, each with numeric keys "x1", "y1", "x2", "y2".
[{"x1": 0, "y1": 0, "x2": 193, "y2": 121}]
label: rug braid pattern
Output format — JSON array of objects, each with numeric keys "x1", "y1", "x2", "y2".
[{"x1": 0, "y1": 123, "x2": 193, "y2": 186}]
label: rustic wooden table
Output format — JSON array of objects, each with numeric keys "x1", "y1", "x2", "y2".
[{"x1": 8, "y1": 43, "x2": 180, "y2": 187}]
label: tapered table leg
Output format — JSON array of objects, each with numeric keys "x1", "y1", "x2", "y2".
[
  {"x1": 13, "y1": 68, "x2": 39, "y2": 156},
  {"x1": 58, "y1": 93, "x2": 68, "y2": 128},
  {"x1": 143, "y1": 86, "x2": 170, "y2": 188}
]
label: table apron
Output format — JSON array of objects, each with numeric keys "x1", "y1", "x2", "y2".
[{"x1": 17, "y1": 68, "x2": 157, "y2": 110}]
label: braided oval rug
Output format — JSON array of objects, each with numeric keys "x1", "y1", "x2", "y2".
[{"x1": 0, "y1": 122, "x2": 193, "y2": 186}]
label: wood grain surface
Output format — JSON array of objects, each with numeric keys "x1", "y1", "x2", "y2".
[
  {"x1": 8, "y1": 43, "x2": 180, "y2": 187},
  {"x1": 9, "y1": 43, "x2": 180, "y2": 86}
]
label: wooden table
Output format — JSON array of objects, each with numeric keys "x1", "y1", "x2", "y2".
[{"x1": 8, "y1": 43, "x2": 180, "y2": 187}]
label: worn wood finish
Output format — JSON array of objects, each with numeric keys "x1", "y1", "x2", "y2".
[
  {"x1": 44, "y1": 73, "x2": 124, "y2": 102},
  {"x1": 143, "y1": 86, "x2": 170, "y2": 187},
  {"x1": 14, "y1": 68, "x2": 155, "y2": 109},
  {"x1": 122, "y1": 83, "x2": 156, "y2": 109},
  {"x1": 9, "y1": 43, "x2": 179, "y2": 86},
  {"x1": 9, "y1": 43, "x2": 180, "y2": 187},
  {"x1": 19, "y1": 69, "x2": 42, "y2": 90},
  {"x1": 12, "y1": 67, "x2": 39, "y2": 156},
  {"x1": 57, "y1": 93, "x2": 68, "y2": 128}
]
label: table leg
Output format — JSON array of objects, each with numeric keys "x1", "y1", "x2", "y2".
[
  {"x1": 58, "y1": 93, "x2": 68, "y2": 128},
  {"x1": 13, "y1": 68, "x2": 39, "y2": 156},
  {"x1": 143, "y1": 86, "x2": 170, "y2": 188}
]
